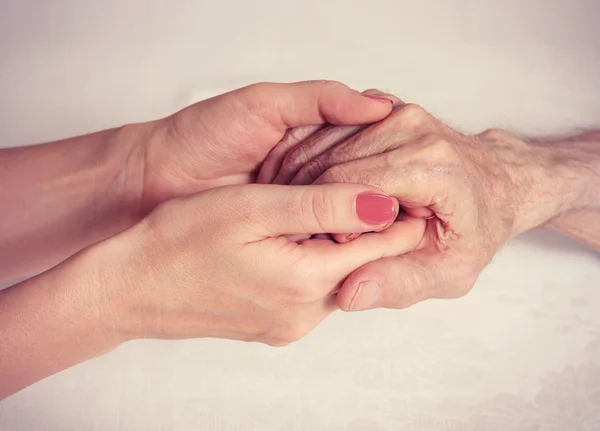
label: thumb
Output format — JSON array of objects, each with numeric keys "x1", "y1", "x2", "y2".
[
  {"x1": 238, "y1": 183, "x2": 399, "y2": 240},
  {"x1": 336, "y1": 252, "x2": 434, "y2": 312},
  {"x1": 232, "y1": 80, "x2": 394, "y2": 130}
]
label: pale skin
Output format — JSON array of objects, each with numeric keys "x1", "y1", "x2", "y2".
[
  {"x1": 2, "y1": 82, "x2": 599, "y2": 400},
  {"x1": 1, "y1": 81, "x2": 424, "y2": 398},
  {"x1": 260, "y1": 99, "x2": 600, "y2": 311}
]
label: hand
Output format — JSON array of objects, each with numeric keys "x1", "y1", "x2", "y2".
[
  {"x1": 85, "y1": 183, "x2": 424, "y2": 346},
  {"x1": 257, "y1": 89, "x2": 402, "y2": 186},
  {"x1": 127, "y1": 81, "x2": 395, "y2": 213},
  {"x1": 262, "y1": 102, "x2": 567, "y2": 311}
]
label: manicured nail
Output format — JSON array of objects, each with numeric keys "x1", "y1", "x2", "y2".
[
  {"x1": 349, "y1": 281, "x2": 381, "y2": 311},
  {"x1": 356, "y1": 193, "x2": 396, "y2": 225},
  {"x1": 346, "y1": 233, "x2": 360, "y2": 241},
  {"x1": 363, "y1": 94, "x2": 394, "y2": 104}
]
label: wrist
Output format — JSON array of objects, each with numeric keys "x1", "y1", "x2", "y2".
[
  {"x1": 67, "y1": 236, "x2": 139, "y2": 345},
  {"x1": 107, "y1": 122, "x2": 152, "y2": 221},
  {"x1": 510, "y1": 134, "x2": 600, "y2": 236},
  {"x1": 116, "y1": 117, "x2": 186, "y2": 215}
]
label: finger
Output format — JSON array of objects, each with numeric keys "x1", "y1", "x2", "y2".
[
  {"x1": 312, "y1": 150, "x2": 449, "y2": 213},
  {"x1": 331, "y1": 197, "x2": 399, "y2": 244},
  {"x1": 404, "y1": 207, "x2": 436, "y2": 218},
  {"x1": 336, "y1": 250, "x2": 434, "y2": 311},
  {"x1": 289, "y1": 125, "x2": 415, "y2": 187},
  {"x1": 270, "y1": 89, "x2": 403, "y2": 186},
  {"x1": 237, "y1": 183, "x2": 399, "y2": 240},
  {"x1": 235, "y1": 80, "x2": 394, "y2": 132},
  {"x1": 301, "y1": 216, "x2": 426, "y2": 286},
  {"x1": 257, "y1": 86, "x2": 396, "y2": 184},
  {"x1": 257, "y1": 124, "x2": 323, "y2": 184},
  {"x1": 361, "y1": 89, "x2": 405, "y2": 107},
  {"x1": 272, "y1": 124, "x2": 365, "y2": 185},
  {"x1": 288, "y1": 103, "x2": 441, "y2": 187}
]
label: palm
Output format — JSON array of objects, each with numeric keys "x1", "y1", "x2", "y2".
[{"x1": 169, "y1": 100, "x2": 283, "y2": 185}]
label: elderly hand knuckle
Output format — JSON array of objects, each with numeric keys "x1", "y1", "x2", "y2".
[
  {"x1": 478, "y1": 128, "x2": 511, "y2": 142},
  {"x1": 392, "y1": 103, "x2": 429, "y2": 129},
  {"x1": 423, "y1": 135, "x2": 459, "y2": 161}
]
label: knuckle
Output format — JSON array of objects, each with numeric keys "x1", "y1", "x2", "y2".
[
  {"x1": 391, "y1": 103, "x2": 429, "y2": 130},
  {"x1": 477, "y1": 128, "x2": 511, "y2": 142},
  {"x1": 422, "y1": 134, "x2": 460, "y2": 162}
]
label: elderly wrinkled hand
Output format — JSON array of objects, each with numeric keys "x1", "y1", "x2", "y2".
[{"x1": 260, "y1": 99, "x2": 590, "y2": 311}]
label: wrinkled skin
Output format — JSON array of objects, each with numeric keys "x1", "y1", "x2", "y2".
[{"x1": 261, "y1": 100, "x2": 555, "y2": 311}]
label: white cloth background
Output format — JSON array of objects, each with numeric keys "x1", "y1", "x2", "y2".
[{"x1": 0, "y1": 1, "x2": 599, "y2": 430}]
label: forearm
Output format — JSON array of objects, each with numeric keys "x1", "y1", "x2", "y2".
[
  {"x1": 541, "y1": 132, "x2": 600, "y2": 249},
  {"x1": 0, "y1": 250, "x2": 122, "y2": 399},
  {"x1": 517, "y1": 131, "x2": 600, "y2": 250},
  {"x1": 0, "y1": 125, "x2": 145, "y2": 282}
]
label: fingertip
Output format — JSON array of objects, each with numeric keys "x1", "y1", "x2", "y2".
[
  {"x1": 362, "y1": 94, "x2": 395, "y2": 105},
  {"x1": 361, "y1": 89, "x2": 405, "y2": 107},
  {"x1": 337, "y1": 279, "x2": 381, "y2": 312},
  {"x1": 404, "y1": 207, "x2": 435, "y2": 218},
  {"x1": 332, "y1": 232, "x2": 360, "y2": 244},
  {"x1": 320, "y1": 87, "x2": 394, "y2": 125},
  {"x1": 336, "y1": 284, "x2": 356, "y2": 312},
  {"x1": 373, "y1": 197, "x2": 400, "y2": 233}
]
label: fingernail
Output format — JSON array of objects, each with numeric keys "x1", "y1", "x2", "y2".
[
  {"x1": 346, "y1": 233, "x2": 360, "y2": 241},
  {"x1": 349, "y1": 281, "x2": 381, "y2": 311},
  {"x1": 363, "y1": 94, "x2": 394, "y2": 104},
  {"x1": 356, "y1": 193, "x2": 396, "y2": 225}
]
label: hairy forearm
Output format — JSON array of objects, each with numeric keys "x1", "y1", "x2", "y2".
[
  {"x1": 0, "y1": 251, "x2": 121, "y2": 399},
  {"x1": 0, "y1": 126, "x2": 143, "y2": 282},
  {"x1": 517, "y1": 131, "x2": 600, "y2": 249},
  {"x1": 540, "y1": 132, "x2": 600, "y2": 249}
]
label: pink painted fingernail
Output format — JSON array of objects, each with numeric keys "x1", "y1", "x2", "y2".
[
  {"x1": 363, "y1": 94, "x2": 394, "y2": 104},
  {"x1": 349, "y1": 281, "x2": 381, "y2": 311},
  {"x1": 346, "y1": 233, "x2": 360, "y2": 241},
  {"x1": 356, "y1": 193, "x2": 396, "y2": 225}
]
